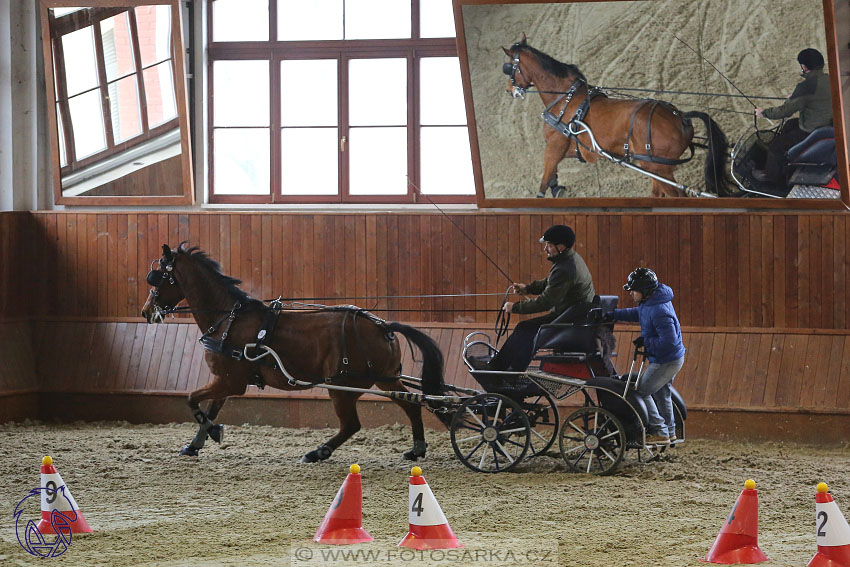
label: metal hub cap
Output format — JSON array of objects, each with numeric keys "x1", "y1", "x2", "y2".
[
  {"x1": 584, "y1": 435, "x2": 600, "y2": 450},
  {"x1": 482, "y1": 427, "x2": 499, "y2": 443}
]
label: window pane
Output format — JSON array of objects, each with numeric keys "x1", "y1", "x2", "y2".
[
  {"x1": 213, "y1": 128, "x2": 270, "y2": 194},
  {"x1": 68, "y1": 90, "x2": 106, "y2": 159},
  {"x1": 281, "y1": 59, "x2": 337, "y2": 127},
  {"x1": 421, "y1": 127, "x2": 474, "y2": 195},
  {"x1": 420, "y1": 0, "x2": 455, "y2": 38},
  {"x1": 62, "y1": 27, "x2": 99, "y2": 97},
  {"x1": 52, "y1": 8, "x2": 83, "y2": 17},
  {"x1": 281, "y1": 128, "x2": 338, "y2": 195},
  {"x1": 349, "y1": 59, "x2": 406, "y2": 126},
  {"x1": 345, "y1": 0, "x2": 410, "y2": 39},
  {"x1": 109, "y1": 75, "x2": 141, "y2": 143},
  {"x1": 349, "y1": 127, "x2": 407, "y2": 195},
  {"x1": 56, "y1": 104, "x2": 67, "y2": 167},
  {"x1": 278, "y1": 0, "x2": 342, "y2": 41},
  {"x1": 214, "y1": 60, "x2": 269, "y2": 127},
  {"x1": 143, "y1": 61, "x2": 177, "y2": 127},
  {"x1": 101, "y1": 11, "x2": 135, "y2": 82},
  {"x1": 420, "y1": 57, "x2": 466, "y2": 125},
  {"x1": 212, "y1": 0, "x2": 269, "y2": 41},
  {"x1": 136, "y1": 5, "x2": 172, "y2": 68}
]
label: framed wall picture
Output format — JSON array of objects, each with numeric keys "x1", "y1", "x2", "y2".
[{"x1": 454, "y1": 0, "x2": 850, "y2": 209}]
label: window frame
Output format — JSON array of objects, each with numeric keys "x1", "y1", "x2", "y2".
[{"x1": 206, "y1": 0, "x2": 473, "y2": 205}]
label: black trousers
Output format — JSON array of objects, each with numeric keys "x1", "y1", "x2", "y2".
[
  {"x1": 489, "y1": 312, "x2": 558, "y2": 371},
  {"x1": 764, "y1": 118, "x2": 809, "y2": 182}
]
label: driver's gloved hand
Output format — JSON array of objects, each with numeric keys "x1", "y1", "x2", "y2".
[
  {"x1": 633, "y1": 336, "x2": 645, "y2": 348},
  {"x1": 586, "y1": 308, "x2": 603, "y2": 323}
]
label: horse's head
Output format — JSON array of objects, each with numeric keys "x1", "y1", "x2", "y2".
[
  {"x1": 502, "y1": 33, "x2": 533, "y2": 97},
  {"x1": 141, "y1": 243, "x2": 186, "y2": 323}
]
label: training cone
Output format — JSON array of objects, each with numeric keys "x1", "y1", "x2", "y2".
[
  {"x1": 703, "y1": 479, "x2": 768, "y2": 564},
  {"x1": 313, "y1": 464, "x2": 372, "y2": 545},
  {"x1": 398, "y1": 466, "x2": 461, "y2": 550},
  {"x1": 808, "y1": 483, "x2": 850, "y2": 567},
  {"x1": 36, "y1": 456, "x2": 92, "y2": 535}
]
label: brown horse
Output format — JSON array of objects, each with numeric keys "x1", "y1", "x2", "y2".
[
  {"x1": 503, "y1": 36, "x2": 729, "y2": 197},
  {"x1": 140, "y1": 243, "x2": 445, "y2": 462}
]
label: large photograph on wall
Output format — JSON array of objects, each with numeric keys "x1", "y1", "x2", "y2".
[{"x1": 455, "y1": 0, "x2": 849, "y2": 207}]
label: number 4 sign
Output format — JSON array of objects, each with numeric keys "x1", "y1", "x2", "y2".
[{"x1": 399, "y1": 466, "x2": 461, "y2": 550}]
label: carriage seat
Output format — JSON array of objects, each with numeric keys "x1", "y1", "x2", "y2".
[{"x1": 787, "y1": 126, "x2": 836, "y2": 166}]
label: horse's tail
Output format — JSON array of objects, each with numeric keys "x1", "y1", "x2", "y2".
[
  {"x1": 682, "y1": 111, "x2": 729, "y2": 195},
  {"x1": 385, "y1": 322, "x2": 445, "y2": 395}
]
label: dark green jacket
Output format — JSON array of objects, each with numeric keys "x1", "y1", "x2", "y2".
[
  {"x1": 512, "y1": 248, "x2": 595, "y2": 315},
  {"x1": 762, "y1": 69, "x2": 833, "y2": 133}
]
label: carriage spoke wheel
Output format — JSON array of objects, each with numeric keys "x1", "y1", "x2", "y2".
[
  {"x1": 559, "y1": 406, "x2": 625, "y2": 475},
  {"x1": 520, "y1": 390, "x2": 559, "y2": 457},
  {"x1": 450, "y1": 393, "x2": 530, "y2": 473}
]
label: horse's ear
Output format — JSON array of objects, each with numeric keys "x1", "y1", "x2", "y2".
[
  {"x1": 162, "y1": 244, "x2": 173, "y2": 259},
  {"x1": 520, "y1": 32, "x2": 527, "y2": 44},
  {"x1": 502, "y1": 46, "x2": 512, "y2": 56}
]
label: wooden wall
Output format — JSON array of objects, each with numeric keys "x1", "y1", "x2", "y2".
[{"x1": 16, "y1": 211, "x2": 850, "y2": 424}]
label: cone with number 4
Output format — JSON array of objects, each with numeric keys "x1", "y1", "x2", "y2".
[
  {"x1": 36, "y1": 456, "x2": 92, "y2": 535},
  {"x1": 398, "y1": 466, "x2": 461, "y2": 550},
  {"x1": 808, "y1": 483, "x2": 850, "y2": 567},
  {"x1": 313, "y1": 464, "x2": 372, "y2": 545},
  {"x1": 703, "y1": 479, "x2": 768, "y2": 564}
]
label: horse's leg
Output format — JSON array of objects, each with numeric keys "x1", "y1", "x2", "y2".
[
  {"x1": 649, "y1": 166, "x2": 685, "y2": 197},
  {"x1": 301, "y1": 390, "x2": 363, "y2": 463},
  {"x1": 538, "y1": 135, "x2": 570, "y2": 198},
  {"x1": 379, "y1": 380, "x2": 427, "y2": 460},
  {"x1": 180, "y1": 377, "x2": 244, "y2": 456}
]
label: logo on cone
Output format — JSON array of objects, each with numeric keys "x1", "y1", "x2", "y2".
[
  {"x1": 808, "y1": 482, "x2": 850, "y2": 567},
  {"x1": 313, "y1": 464, "x2": 372, "y2": 545},
  {"x1": 704, "y1": 479, "x2": 768, "y2": 564},
  {"x1": 398, "y1": 466, "x2": 461, "y2": 550},
  {"x1": 35, "y1": 456, "x2": 92, "y2": 535}
]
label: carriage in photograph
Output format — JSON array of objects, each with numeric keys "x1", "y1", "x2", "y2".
[{"x1": 456, "y1": 294, "x2": 687, "y2": 475}]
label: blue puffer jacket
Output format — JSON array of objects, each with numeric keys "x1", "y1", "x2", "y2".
[{"x1": 612, "y1": 284, "x2": 685, "y2": 364}]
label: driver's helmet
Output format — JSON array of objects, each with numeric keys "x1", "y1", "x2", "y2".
[
  {"x1": 539, "y1": 225, "x2": 575, "y2": 248},
  {"x1": 797, "y1": 48, "x2": 825, "y2": 70},
  {"x1": 623, "y1": 267, "x2": 659, "y2": 296}
]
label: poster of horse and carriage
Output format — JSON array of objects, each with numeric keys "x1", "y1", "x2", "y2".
[{"x1": 455, "y1": 0, "x2": 848, "y2": 203}]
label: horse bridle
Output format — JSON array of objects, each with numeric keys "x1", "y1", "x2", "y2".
[
  {"x1": 146, "y1": 256, "x2": 177, "y2": 322},
  {"x1": 502, "y1": 50, "x2": 528, "y2": 98}
]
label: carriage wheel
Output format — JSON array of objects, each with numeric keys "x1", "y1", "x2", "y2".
[
  {"x1": 520, "y1": 389, "x2": 559, "y2": 457},
  {"x1": 450, "y1": 393, "x2": 530, "y2": 473},
  {"x1": 672, "y1": 404, "x2": 685, "y2": 444},
  {"x1": 559, "y1": 406, "x2": 625, "y2": 475}
]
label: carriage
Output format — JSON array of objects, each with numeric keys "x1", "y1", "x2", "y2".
[{"x1": 435, "y1": 293, "x2": 687, "y2": 475}]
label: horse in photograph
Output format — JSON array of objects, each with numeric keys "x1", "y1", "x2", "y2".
[
  {"x1": 503, "y1": 36, "x2": 729, "y2": 197},
  {"x1": 140, "y1": 243, "x2": 445, "y2": 462}
]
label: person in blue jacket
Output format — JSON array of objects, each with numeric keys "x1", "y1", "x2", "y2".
[{"x1": 610, "y1": 267, "x2": 685, "y2": 445}]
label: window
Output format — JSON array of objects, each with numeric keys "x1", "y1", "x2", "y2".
[
  {"x1": 49, "y1": 7, "x2": 179, "y2": 175},
  {"x1": 208, "y1": 0, "x2": 474, "y2": 204}
]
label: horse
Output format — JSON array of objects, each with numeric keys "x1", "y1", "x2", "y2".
[
  {"x1": 140, "y1": 243, "x2": 445, "y2": 463},
  {"x1": 502, "y1": 35, "x2": 730, "y2": 198}
]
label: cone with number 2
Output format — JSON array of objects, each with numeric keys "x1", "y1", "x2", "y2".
[
  {"x1": 808, "y1": 482, "x2": 850, "y2": 567},
  {"x1": 398, "y1": 466, "x2": 461, "y2": 550},
  {"x1": 703, "y1": 479, "x2": 768, "y2": 564}
]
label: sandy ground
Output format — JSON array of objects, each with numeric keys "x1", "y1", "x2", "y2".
[
  {"x1": 462, "y1": 0, "x2": 827, "y2": 198},
  {"x1": 1, "y1": 420, "x2": 849, "y2": 567}
]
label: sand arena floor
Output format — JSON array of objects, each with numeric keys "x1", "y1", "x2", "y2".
[{"x1": 1, "y1": 421, "x2": 848, "y2": 567}]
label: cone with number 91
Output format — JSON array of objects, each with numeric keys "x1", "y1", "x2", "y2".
[
  {"x1": 398, "y1": 466, "x2": 461, "y2": 550},
  {"x1": 808, "y1": 482, "x2": 850, "y2": 567},
  {"x1": 703, "y1": 479, "x2": 768, "y2": 564}
]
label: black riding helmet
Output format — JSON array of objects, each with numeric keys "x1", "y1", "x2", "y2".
[
  {"x1": 623, "y1": 267, "x2": 658, "y2": 296},
  {"x1": 797, "y1": 48, "x2": 825, "y2": 70},
  {"x1": 539, "y1": 225, "x2": 576, "y2": 248}
]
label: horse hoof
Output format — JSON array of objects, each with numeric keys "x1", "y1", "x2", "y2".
[
  {"x1": 208, "y1": 424, "x2": 224, "y2": 444},
  {"x1": 551, "y1": 185, "x2": 566, "y2": 198},
  {"x1": 403, "y1": 440, "x2": 427, "y2": 461},
  {"x1": 300, "y1": 444, "x2": 333, "y2": 463},
  {"x1": 402, "y1": 449, "x2": 426, "y2": 461},
  {"x1": 179, "y1": 445, "x2": 199, "y2": 457}
]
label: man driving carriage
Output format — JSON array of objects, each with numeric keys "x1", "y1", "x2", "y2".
[
  {"x1": 486, "y1": 224, "x2": 595, "y2": 371},
  {"x1": 753, "y1": 48, "x2": 833, "y2": 185}
]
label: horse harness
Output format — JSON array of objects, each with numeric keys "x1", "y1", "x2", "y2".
[{"x1": 540, "y1": 80, "x2": 695, "y2": 166}]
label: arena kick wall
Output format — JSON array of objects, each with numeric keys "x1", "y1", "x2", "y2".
[{"x1": 2, "y1": 211, "x2": 849, "y2": 443}]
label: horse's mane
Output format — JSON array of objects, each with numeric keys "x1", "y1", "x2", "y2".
[
  {"x1": 177, "y1": 243, "x2": 262, "y2": 307},
  {"x1": 511, "y1": 41, "x2": 587, "y2": 83}
]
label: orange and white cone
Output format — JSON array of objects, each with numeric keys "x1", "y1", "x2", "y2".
[
  {"x1": 808, "y1": 482, "x2": 850, "y2": 567},
  {"x1": 703, "y1": 479, "x2": 768, "y2": 564},
  {"x1": 36, "y1": 456, "x2": 92, "y2": 535},
  {"x1": 313, "y1": 464, "x2": 372, "y2": 545},
  {"x1": 398, "y1": 466, "x2": 461, "y2": 550}
]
